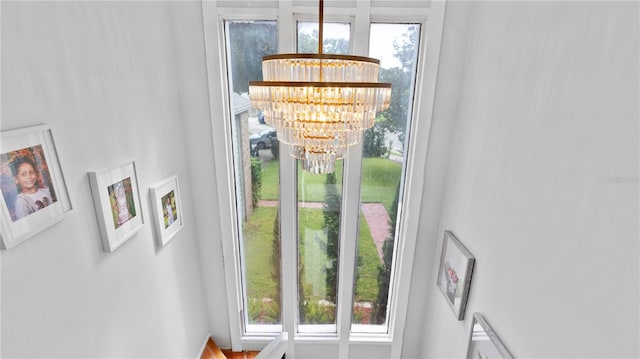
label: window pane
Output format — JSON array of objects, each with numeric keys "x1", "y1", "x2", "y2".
[
  {"x1": 296, "y1": 21, "x2": 350, "y2": 332},
  {"x1": 297, "y1": 21, "x2": 350, "y2": 54},
  {"x1": 298, "y1": 161, "x2": 343, "y2": 330},
  {"x1": 224, "y1": 20, "x2": 281, "y2": 330},
  {"x1": 352, "y1": 23, "x2": 421, "y2": 331}
]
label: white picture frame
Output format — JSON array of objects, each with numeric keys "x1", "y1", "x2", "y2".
[
  {"x1": 0, "y1": 125, "x2": 73, "y2": 250},
  {"x1": 88, "y1": 161, "x2": 143, "y2": 252},
  {"x1": 437, "y1": 230, "x2": 475, "y2": 320},
  {"x1": 466, "y1": 313, "x2": 513, "y2": 359},
  {"x1": 149, "y1": 175, "x2": 183, "y2": 247}
]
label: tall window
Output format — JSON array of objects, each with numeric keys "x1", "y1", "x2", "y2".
[
  {"x1": 296, "y1": 21, "x2": 350, "y2": 332},
  {"x1": 216, "y1": 7, "x2": 430, "y2": 352},
  {"x1": 352, "y1": 23, "x2": 421, "y2": 332},
  {"x1": 223, "y1": 20, "x2": 281, "y2": 332}
]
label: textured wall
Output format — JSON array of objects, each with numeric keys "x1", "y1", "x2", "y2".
[
  {"x1": 1, "y1": 2, "x2": 213, "y2": 357},
  {"x1": 411, "y1": 1, "x2": 639, "y2": 357}
]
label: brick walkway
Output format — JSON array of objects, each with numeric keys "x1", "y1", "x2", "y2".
[
  {"x1": 360, "y1": 203, "x2": 391, "y2": 261},
  {"x1": 257, "y1": 200, "x2": 390, "y2": 261}
]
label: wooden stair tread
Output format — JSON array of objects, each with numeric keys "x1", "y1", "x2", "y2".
[
  {"x1": 221, "y1": 349, "x2": 260, "y2": 359},
  {"x1": 201, "y1": 338, "x2": 260, "y2": 359},
  {"x1": 201, "y1": 338, "x2": 226, "y2": 359}
]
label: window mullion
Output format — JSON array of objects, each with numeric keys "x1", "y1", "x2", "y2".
[
  {"x1": 277, "y1": 2, "x2": 297, "y2": 358},
  {"x1": 337, "y1": 142, "x2": 366, "y2": 354},
  {"x1": 337, "y1": 3, "x2": 371, "y2": 357},
  {"x1": 280, "y1": 153, "x2": 297, "y2": 355}
]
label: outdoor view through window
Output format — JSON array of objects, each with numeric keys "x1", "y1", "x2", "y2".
[
  {"x1": 224, "y1": 19, "x2": 420, "y2": 335},
  {"x1": 353, "y1": 23, "x2": 420, "y2": 331},
  {"x1": 296, "y1": 21, "x2": 350, "y2": 332},
  {"x1": 224, "y1": 20, "x2": 281, "y2": 331}
]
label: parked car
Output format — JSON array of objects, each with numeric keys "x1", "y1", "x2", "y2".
[{"x1": 250, "y1": 128, "x2": 278, "y2": 152}]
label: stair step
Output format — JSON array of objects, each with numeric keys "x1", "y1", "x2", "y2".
[{"x1": 201, "y1": 338, "x2": 260, "y2": 359}]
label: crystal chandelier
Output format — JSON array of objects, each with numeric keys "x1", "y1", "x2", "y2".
[{"x1": 248, "y1": 0, "x2": 391, "y2": 174}]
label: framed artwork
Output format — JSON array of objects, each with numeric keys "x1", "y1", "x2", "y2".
[
  {"x1": 149, "y1": 175, "x2": 183, "y2": 247},
  {"x1": 437, "y1": 230, "x2": 475, "y2": 320},
  {"x1": 466, "y1": 313, "x2": 513, "y2": 359},
  {"x1": 0, "y1": 125, "x2": 73, "y2": 250},
  {"x1": 89, "y1": 162, "x2": 143, "y2": 252}
]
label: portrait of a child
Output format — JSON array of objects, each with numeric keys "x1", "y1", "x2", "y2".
[{"x1": 0, "y1": 146, "x2": 58, "y2": 222}]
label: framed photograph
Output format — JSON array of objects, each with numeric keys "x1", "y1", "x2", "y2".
[
  {"x1": 466, "y1": 313, "x2": 513, "y2": 359},
  {"x1": 149, "y1": 175, "x2": 183, "y2": 247},
  {"x1": 0, "y1": 125, "x2": 73, "y2": 250},
  {"x1": 89, "y1": 162, "x2": 143, "y2": 252},
  {"x1": 437, "y1": 230, "x2": 475, "y2": 320}
]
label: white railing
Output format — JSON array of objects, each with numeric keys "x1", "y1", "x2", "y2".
[{"x1": 255, "y1": 332, "x2": 288, "y2": 359}]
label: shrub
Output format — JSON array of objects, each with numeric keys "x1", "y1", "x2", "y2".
[
  {"x1": 271, "y1": 138, "x2": 279, "y2": 159},
  {"x1": 363, "y1": 122, "x2": 388, "y2": 157},
  {"x1": 302, "y1": 296, "x2": 336, "y2": 324},
  {"x1": 250, "y1": 157, "x2": 262, "y2": 208},
  {"x1": 323, "y1": 172, "x2": 341, "y2": 304},
  {"x1": 372, "y1": 180, "x2": 401, "y2": 324},
  {"x1": 271, "y1": 208, "x2": 282, "y2": 322},
  {"x1": 247, "y1": 297, "x2": 280, "y2": 324}
]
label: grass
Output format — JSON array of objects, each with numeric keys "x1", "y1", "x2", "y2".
[
  {"x1": 354, "y1": 213, "x2": 380, "y2": 302},
  {"x1": 298, "y1": 207, "x2": 380, "y2": 303},
  {"x1": 260, "y1": 158, "x2": 280, "y2": 200},
  {"x1": 261, "y1": 157, "x2": 401, "y2": 212},
  {"x1": 244, "y1": 205, "x2": 381, "y2": 304},
  {"x1": 243, "y1": 155, "x2": 401, "y2": 318},
  {"x1": 243, "y1": 206, "x2": 279, "y2": 300},
  {"x1": 360, "y1": 157, "x2": 403, "y2": 212}
]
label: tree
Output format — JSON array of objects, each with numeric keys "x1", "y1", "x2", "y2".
[
  {"x1": 372, "y1": 180, "x2": 401, "y2": 324},
  {"x1": 228, "y1": 21, "x2": 277, "y2": 94},
  {"x1": 394, "y1": 27, "x2": 419, "y2": 71},
  {"x1": 363, "y1": 119, "x2": 388, "y2": 157},
  {"x1": 297, "y1": 28, "x2": 349, "y2": 55},
  {"x1": 377, "y1": 26, "x2": 419, "y2": 146},
  {"x1": 378, "y1": 67, "x2": 411, "y2": 142},
  {"x1": 323, "y1": 172, "x2": 341, "y2": 305}
]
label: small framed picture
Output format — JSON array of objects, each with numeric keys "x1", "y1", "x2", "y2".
[
  {"x1": 0, "y1": 125, "x2": 73, "y2": 249},
  {"x1": 89, "y1": 162, "x2": 143, "y2": 252},
  {"x1": 466, "y1": 313, "x2": 513, "y2": 359},
  {"x1": 437, "y1": 230, "x2": 475, "y2": 320},
  {"x1": 149, "y1": 175, "x2": 183, "y2": 247}
]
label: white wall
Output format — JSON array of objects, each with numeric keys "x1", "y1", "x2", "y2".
[
  {"x1": 173, "y1": 1, "x2": 233, "y2": 349},
  {"x1": 409, "y1": 1, "x2": 639, "y2": 357},
  {"x1": 4, "y1": 2, "x2": 637, "y2": 358},
  {"x1": 1, "y1": 2, "x2": 215, "y2": 357}
]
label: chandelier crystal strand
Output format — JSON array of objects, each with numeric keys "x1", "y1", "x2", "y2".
[{"x1": 249, "y1": 3, "x2": 391, "y2": 174}]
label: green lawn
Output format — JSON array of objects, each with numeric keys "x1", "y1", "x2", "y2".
[
  {"x1": 244, "y1": 206, "x2": 380, "y2": 303},
  {"x1": 243, "y1": 155, "x2": 401, "y2": 320},
  {"x1": 360, "y1": 157, "x2": 403, "y2": 212},
  {"x1": 243, "y1": 206, "x2": 279, "y2": 300},
  {"x1": 353, "y1": 213, "x2": 380, "y2": 302},
  {"x1": 260, "y1": 157, "x2": 401, "y2": 212}
]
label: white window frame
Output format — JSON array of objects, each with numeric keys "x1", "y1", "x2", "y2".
[{"x1": 201, "y1": 0, "x2": 446, "y2": 357}]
